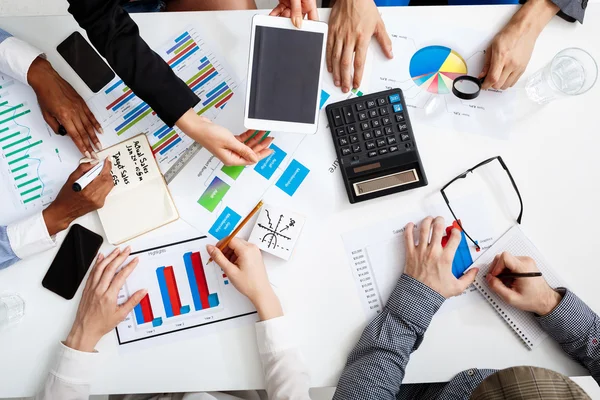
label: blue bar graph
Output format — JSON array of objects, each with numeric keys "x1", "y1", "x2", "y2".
[
  {"x1": 112, "y1": 93, "x2": 136, "y2": 112},
  {"x1": 156, "y1": 267, "x2": 173, "y2": 318},
  {"x1": 191, "y1": 71, "x2": 219, "y2": 93},
  {"x1": 105, "y1": 80, "x2": 123, "y2": 94},
  {"x1": 115, "y1": 104, "x2": 151, "y2": 131},
  {"x1": 184, "y1": 252, "x2": 202, "y2": 311},
  {"x1": 153, "y1": 125, "x2": 170, "y2": 138},
  {"x1": 123, "y1": 102, "x2": 148, "y2": 120},
  {"x1": 158, "y1": 129, "x2": 174, "y2": 140},
  {"x1": 171, "y1": 46, "x2": 198, "y2": 69},
  {"x1": 202, "y1": 85, "x2": 229, "y2": 106},
  {"x1": 208, "y1": 293, "x2": 220, "y2": 308},
  {"x1": 175, "y1": 31, "x2": 189, "y2": 42},
  {"x1": 180, "y1": 305, "x2": 191, "y2": 314},
  {"x1": 197, "y1": 60, "x2": 210, "y2": 72},
  {"x1": 152, "y1": 317, "x2": 163, "y2": 327},
  {"x1": 206, "y1": 81, "x2": 227, "y2": 99},
  {"x1": 166, "y1": 34, "x2": 191, "y2": 54},
  {"x1": 133, "y1": 304, "x2": 144, "y2": 325},
  {"x1": 160, "y1": 137, "x2": 182, "y2": 155}
]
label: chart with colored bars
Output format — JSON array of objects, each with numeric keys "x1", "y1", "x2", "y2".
[
  {"x1": 116, "y1": 237, "x2": 255, "y2": 345},
  {"x1": 0, "y1": 74, "x2": 80, "y2": 224},
  {"x1": 87, "y1": 26, "x2": 238, "y2": 173},
  {"x1": 441, "y1": 220, "x2": 477, "y2": 278},
  {"x1": 409, "y1": 46, "x2": 467, "y2": 95}
]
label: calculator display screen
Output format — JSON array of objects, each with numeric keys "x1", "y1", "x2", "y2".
[
  {"x1": 353, "y1": 169, "x2": 419, "y2": 196},
  {"x1": 249, "y1": 26, "x2": 324, "y2": 124}
]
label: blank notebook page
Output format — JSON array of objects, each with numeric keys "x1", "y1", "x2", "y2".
[{"x1": 469, "y1": 226, "x2": 565, "y2": 349}]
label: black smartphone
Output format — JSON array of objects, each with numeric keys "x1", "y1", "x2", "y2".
[
  {"x1": 42, "y1": 224, "x2": 103, "y2": 300},
  {"x1": 57, "y1": 32, "x2": 115, "y2": 93}
]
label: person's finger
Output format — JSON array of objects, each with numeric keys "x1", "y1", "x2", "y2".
[
  {"x1": 487, "y1": 274, "x2": 519, "y2": 305},
  {"x1": 482, "y1": 50, "x2": 503, "y2": 90},
  {"x1": 228, "y1": 237, "x2": 249, "y2": 254},
  {"x1": 80, "y1": 111, "x2": 102, "y2": 151},
  {"x1": 353, "y1": 39, "x2": 369, "y2": 89},
  {"x1": 207, "y1": 244, "x2": 239, "y2": 277},
  {"x1": 256, "y1": 147, "x2": 275, "y2": 160},
  {"x1": 457, "y1": 268, "x2": 479, "y2": 292},
  {"x1": 248, "y1": 136, "x2": 273, "y2": 154},
  {"x1": 326, "y1": 26, "x2": 335, "y2": 73},
  {"x1": 340, "y1": 37, "x2": 356, "y2": 93},
  {"x1": 237, "y1": 129, "x2": 259, "y2": 144},
  {"x1": 418, "y1": 217, "x2": 433, "y2": 248},
  {"x1": 502, "y1": 70, "x2": 521, "y2": 90},
  {"x1": 429, "y1": 216, "x2": 446, "y2": 247},
  {"x1": 331, "y1": 39, "x2": 344, "y2": 87},
  {"x1": 494, "y1": 65, "x2": 513, "y2": 90},
  {"x1": 119, "y1": 289, "x2": 148, "y2": 318},
  {"x1": 243, "y1": 130, "x2": 268, "y2": 148},
  {"x1": 109, "y1": 257, "x2": 140, "y2": 295},
  {"x1": 62, "y1": 120, "x2": 89, "y2": 156},
  {"x1": 71, "y1": 115, "x2": 95, "y2": 155},
  {"x1": 479, "y1": 47, "x2": 492, "y2": 80},
  {"x1": 289, "y1": 0, "x2": 303, "y2": 28},
  {"x1": 307, "y1": 6, "x2": 319, "y2": 21},
  {"x1": 83, "y1": 105, "x2": 103, "y2": 135},
  {"x1": 269, "y1": 3, "x2": 287, "y2": 16},
  {"x1": 282, "y1": 8, "x2": 292, "y2": 18},
  {"x1": 443, "y1": 227, "x2": 462, "y2": 258},
  {"x1": 374, "y1": 20, "x2": 393, "y2": 59},
  {"x1": 228, "y1": 140, "x2": 259, "y2": 164},
  {"x1": 70, "y1": 161, "x2": 95, "y2": 182},
  {"x1": 41, "y1": 109, "x2": 60, "y2": 135},
  {"x1": 91, "y1": 248, "x2": 121, "y2": 286},
  {"x1": 404, "y1": 222, "x2": 416, "y2": 255},
  {"x1": 97, "y1": 247, "x2": 132, "y2": 292}
]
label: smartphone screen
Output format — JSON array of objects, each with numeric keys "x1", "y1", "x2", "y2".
[
  {"x1": 57, "y1": 32, "x2": 115, "y2": 93},
  {"x1": 42, "y1": 224, "x2": 103, "y2": 300}
]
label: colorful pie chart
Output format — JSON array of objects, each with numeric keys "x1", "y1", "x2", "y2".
[{"x1": 409, "y1": 45, "x2": 468, "y2": 95}]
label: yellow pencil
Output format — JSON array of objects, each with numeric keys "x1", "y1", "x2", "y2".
[{"x1": 207, "y1": 200, "x2": 264, "y2": 264}]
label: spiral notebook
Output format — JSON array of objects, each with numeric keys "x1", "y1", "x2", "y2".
[{"x1": 468, "y1": 226, "x2": 565, "y2": 350}]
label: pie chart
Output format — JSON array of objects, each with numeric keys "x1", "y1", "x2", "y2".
[{"x1": 409, "y1": 45, "x2": 468, "y2": 95}]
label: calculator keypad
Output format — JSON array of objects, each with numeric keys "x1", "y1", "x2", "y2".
[{"x1": 328, "y1": 92, "x2": 414, "y2": 165}]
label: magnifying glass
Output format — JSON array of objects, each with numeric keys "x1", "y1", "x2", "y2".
[{"x1": 452, "y1": 75, "x2": 486, "y2": 100}]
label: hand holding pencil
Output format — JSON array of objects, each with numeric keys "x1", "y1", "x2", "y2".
[{"x1": 485, "y1": 252, "x2": 562, "y2": 316}]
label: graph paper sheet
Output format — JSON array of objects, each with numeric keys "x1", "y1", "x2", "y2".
[{"x1": 468, "y1": 225, "x2": 566, "y2": 349}]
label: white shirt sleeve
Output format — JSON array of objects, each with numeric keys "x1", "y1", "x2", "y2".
[
  {"x1": 6, "y1": 211, "x2": 56, "y2": 260},
  {"x1": 255, "y1": 316, "x2": 312, "y2": 400},
  {"x1": 0, "y1": 35, "x2": 43, "y2": 85},
  {"x1": 34, "y1": 342, "x2": 100, "y2": 400}
]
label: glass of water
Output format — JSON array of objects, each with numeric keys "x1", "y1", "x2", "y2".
[
  {"x1": 0, "y1": 293, "x2": 25, "y2": 330},
  {"x1": 526, "y1": 48, "x2": 597, "y2": 105}
]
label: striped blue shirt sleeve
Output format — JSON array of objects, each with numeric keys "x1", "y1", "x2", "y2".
[
  {"x1": 333, "y1": 274, "x2": 445, "y2": 400},
  {"x1": 537, "y1": 289, "x2": 600, "y2": 384},
  {"x1": 0, "y1": 225, "x2": 20, "y2": 270}
]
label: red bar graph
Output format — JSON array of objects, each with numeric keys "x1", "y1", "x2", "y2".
[
  {"x1": 168, "y1": 44, "x2": 197, "y2": 65},
  {"x1": 191, "y1": 252, "x2": 210, "y2": 309},
  {"x1": 140, "y1": 294, "x2": 154, "y2": 323},
  {"x1": 106, "y1": 89, "x2": 133, "y2": 110},
  {"x1": 164, "y1": 266, "x2": 183, "y2": 316},
  {"x1": 215, "y1": 93, "x2": 234, "y2": 109},
  {"x1": 188, "y1": 67, "x2": 216, "y2": 89}
]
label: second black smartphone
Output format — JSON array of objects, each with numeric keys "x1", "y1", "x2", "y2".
[
  {"x1": 57, "y1": 32, "x2": 115, "y2": 93},
  {"x1": 42, "y1": 224, "x2": 103, "y2": 300}
]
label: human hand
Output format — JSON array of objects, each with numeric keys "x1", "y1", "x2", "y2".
[
  {"x1": 42, "y1": 160, "x2": 114, "y2": 236},
  {"x1": 27, "y1": 57, "x2": 103, "y2": 157},
  {"x1": 404, "y1": 216, "x2": 479, "y2": 298},
  {"x1": 480, "y1": 0, "x2": 559, "y2": 90},
  {"x1": 207, "y1": 238, "x2": 283, "y2": 320},
  {"x1": 486, "y1": 252, "x2": 562, "y2": 315},
  {"x1": 327, "y1": 0, "x2": 393, "y2": 92},
  {"x1": 270, "y1": 0, "x2": 319, "y2": 28},
  {"x1": 65, "y1": 247, "x2": 146, "y2": 352},
  {"x1": 176, "y1": 110, "x2": 274, "y2": 166}
]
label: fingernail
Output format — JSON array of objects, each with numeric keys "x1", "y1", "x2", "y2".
[
  {"x1": 343, "y1": 87, "x2": 349, "y2": 93},
  {"x1": 334, "y1": 80, "x2": 340, "y2": 86},
  {"x1": 112, "y1": 248, "x2": 120, "y2": 254},
  {"x1": 98, "y1": 127, "x2": 104, "y2": 134},
  {"x1": 91, "y1": 152, "x2": 99, "y2": 160},
  {"x1": 293, "y1": 16, "x2": 302, "y2": 28},
  {"x1": 84, "y1": 151, "x2": 91, "y2": 159},
  {"x1": 207, "y1": 245, "x2": 216, "y2": 254},
  {"x1": 96, "y1": 142, "x2": 103, "y2": 150}
]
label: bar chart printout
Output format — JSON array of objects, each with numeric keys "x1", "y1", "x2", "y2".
[
  {"x1": 0, "y1": 73, "x2": 81, "y2": 224},
  {"x1": 117, "y1": 237, "x2": 256, "y2": 347}
]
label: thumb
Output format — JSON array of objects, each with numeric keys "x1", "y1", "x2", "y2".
[
  {"x1": 457, "y1": 267, "x2": 479, "y2": 291},
  {"x1": 479, "y1": 48, "x2": 492, "y2": 79},
  {"x1": 375, "y1": 21, "x2": 393, "y2": 59},
  {"x1": 230, "y1": 140, "x2": 259, "y2": 164},
  {"x1": 42, "y1": 109, "x2": 60, "y2": 134},
  {"x1": 121, "y1": 289, "x2": 148, "y2": 314},
  {"x1": 290, "y1": 0, "x2": 303, "y2": 28},
  {"x1": 486, "y1": 274, "x2": 518, "y2": 305},
  {"x1": 207, "y1": 244, "x2": 239, "y2": 277}
]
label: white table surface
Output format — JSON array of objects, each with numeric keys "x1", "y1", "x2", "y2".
[{"x1": 1, "y1": 5, "x2": 599, "y2": 397}]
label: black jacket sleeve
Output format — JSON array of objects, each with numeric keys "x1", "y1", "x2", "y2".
[{"x1": 67, "y1": 0, "x2": 199, "y2": 127}]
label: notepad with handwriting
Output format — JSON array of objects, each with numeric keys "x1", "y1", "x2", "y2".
[
  {"x1": 469, "y1": 226, "x2": 565, "y2": 350},
  {"x1": 97, "y1": 135, "x2": 178, "y2": 244}
]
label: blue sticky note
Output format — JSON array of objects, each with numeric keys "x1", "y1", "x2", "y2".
[
  {"x1": 209, "y1": 206, "x2": 242, "y2": 240},
  {"x1": 319, "y1": 90, "x2": 331, "y2": 109},
  {"x1": 276, "y1": 159, "x2": 310, "y2": 196},
  {"x1": 254, "y1": 144, "x2": 287, "y2": 179}
]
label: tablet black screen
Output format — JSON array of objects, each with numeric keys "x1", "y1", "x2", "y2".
[{"x1": 249, "y1": 26, "x2": 324, "y2": 124}]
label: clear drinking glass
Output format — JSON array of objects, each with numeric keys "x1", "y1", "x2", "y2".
[
  {"x1": 0, "y1": 293, "x2": 25, "y2": 330},
  {"x1": 526, "y1": 48, "x2": 598, "y2": 104}
]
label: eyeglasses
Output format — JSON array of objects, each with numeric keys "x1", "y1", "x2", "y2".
[{"x1": 440, "y1": 156, "x2": 523, "y2": 251}]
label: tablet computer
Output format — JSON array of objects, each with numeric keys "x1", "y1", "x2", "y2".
[{"x1": 245, "y1": 15, "x2": 328, "y2": 134}]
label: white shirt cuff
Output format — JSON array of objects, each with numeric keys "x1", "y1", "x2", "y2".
[
  {"x1": 0, "y1": 36, "x2": 44, "y2": 85},
  {"x1": 255, "y1": 316, "x2": 297, "y2": 354},
  {"x1": 6, "y1": 211, "x2": 56, "y2": 259},
  {"x1": 52, "y1": 342, "x2": 100, "y2": 385}
]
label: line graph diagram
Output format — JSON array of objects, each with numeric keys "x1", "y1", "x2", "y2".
[
  {"x1": 258, "y1": 210, "x2": 294, "y2": 250},
  {"x1": 249, "y1": 205, "x2": 306, "y2": 261}
]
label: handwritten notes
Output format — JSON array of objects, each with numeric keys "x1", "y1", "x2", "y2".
[{"x1": 99, "y1": 137, "x2": 158, "y2": 191}]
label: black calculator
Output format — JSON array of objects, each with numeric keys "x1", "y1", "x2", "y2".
[{"x1": 325, "y1": 89, "x2": 427, "y2": 203}]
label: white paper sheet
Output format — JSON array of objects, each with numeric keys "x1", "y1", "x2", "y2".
[{"x1": 248, "y1": 204, "x2": 306, "y2": 260}]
